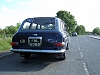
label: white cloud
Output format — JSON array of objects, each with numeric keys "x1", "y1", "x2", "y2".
[
  {"x1": 6, "y1": 0, "x2": 14, "y2": 2},
  {"x1": 1, "y1": 6, "x2": 16, "y2": 13},
  {"x1": 17, "y1": 0, "x2": 39, "y2": 7}
]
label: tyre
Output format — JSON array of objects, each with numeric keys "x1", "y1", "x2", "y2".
[
  {"x1": 66, "y1": 43, "x2": 69, "y2": 50},
  {"x1": 58, "y1": 52, "x2": 66, "y2": 60}
]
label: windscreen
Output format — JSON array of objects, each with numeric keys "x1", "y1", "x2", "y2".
[{"x1": 22, "y1": 17, "x2": 55, "y2": 30}]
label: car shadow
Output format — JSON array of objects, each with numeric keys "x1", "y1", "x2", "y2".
[{"x1": 0, "y1": 53, "x2": 61, "y2": 72}]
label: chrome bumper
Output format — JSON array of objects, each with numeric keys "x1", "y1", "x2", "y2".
[{"x1": 10, "y1": 48, "x2": 66, "y2": 53}]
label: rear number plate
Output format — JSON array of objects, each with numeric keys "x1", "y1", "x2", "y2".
[{"x1": 28, "y1": 37, "x2": 42, "y2": 47}]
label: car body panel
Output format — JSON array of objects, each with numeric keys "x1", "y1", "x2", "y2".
[{"x1": 10, "y1": 17, "x2": 69, "y2": 54}]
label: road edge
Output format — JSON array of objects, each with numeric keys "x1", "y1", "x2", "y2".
[
  {"x1": 0, "y1": 51, "x2": 13, "y2": 58},
  {"x1": 87, "y1": 35, "x2": 100, "y2": 40}
]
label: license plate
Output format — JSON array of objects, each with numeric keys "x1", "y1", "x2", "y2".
[{"x1": 28, "y1": 37, "x2": 42, "y2": 47}]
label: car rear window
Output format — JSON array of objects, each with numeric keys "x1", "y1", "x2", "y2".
[{"x1": 22, "y1": 17, "x2": 55, "y2": 30}]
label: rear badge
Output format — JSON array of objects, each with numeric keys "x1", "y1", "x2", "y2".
[
  {"x1": 20, "y1": 39, "x2": 25, "y2": 43},
  {"x1": 33, "y1": 34, "x2": 37, "y2": 36},
  {"x1": 48, "y1": 38, "x2": 53, "y2": 41}
]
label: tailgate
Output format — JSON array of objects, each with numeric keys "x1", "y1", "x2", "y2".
[{"x1": 12, "y1": 30, "x2": 57, "y2": 49}]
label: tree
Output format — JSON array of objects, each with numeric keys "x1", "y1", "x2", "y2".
[
  {"x1": 56, "y1": 10, "x2": 77, "y2": 33},
  {"x1": 16, "y1": 22, "x2": 21, "y2": 29},
  {"x1": 93, "y1": 27, "x2": 100, "y2": 35},
  {"x1": 3, "y1": 22, "x2": 21, "y2": 34},
  {"x1": 0, "y1": 28, "x2": 3, "y2": 33},
  {"x1": 4, "y1": 25, "x2": 17, "y2": 34},
  {"x1": 75, "y1": 25, "x2": 85, "y2": 35}
]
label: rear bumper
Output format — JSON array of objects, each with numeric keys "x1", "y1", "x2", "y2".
[{"x1": 10, "y1": 48, "x2": 66, "y2": 53}]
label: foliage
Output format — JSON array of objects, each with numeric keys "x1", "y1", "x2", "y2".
[
  {"x1": 75, "y1": 25, "x2": 85, "y2": 35},
  {"x1": 0, "y1": 38, "x2": 11, "y2": 51},
  {"x1": 3, "y1": 22, "x2": 21, "y2": 34},
  {"x1": 4, "y1": 25, "x2": 17, "y2": 34},
  {"x1": 56, "y1": 10, "x2": 77, "y2": 33},
  {"x1": 0, "y1": 22, "x2": 21, "y2": 51},
  {"x1": 16, "y1": 23, "x2": 21, "y2": 29},
  {"x1": 93, "y1": 27, "x2": 100, "y2": 35},
  {"x1": 0, "y1": 28, "x2": 3, "y2": 34}
]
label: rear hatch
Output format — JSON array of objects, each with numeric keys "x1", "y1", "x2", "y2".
[
  {"x1": 12, "y1": 17, "x2": 59, "y2": 50},
  {"x1": 12, "y1": 30, "x2": 58, "y2": 49}
]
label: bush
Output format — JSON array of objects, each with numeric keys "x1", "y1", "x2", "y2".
[
  {"x1": 0, "y1": 34, "x2": 4, "y2": 39},
  {"x1": 0, "y1": 38, "x2": 12, "y2": 52}
]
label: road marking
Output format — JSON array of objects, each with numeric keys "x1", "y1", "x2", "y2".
[
  {"x1": 78, "y1": 47, "x2": 80, "y2": 51},
  {"x1": 79, "y1": 47, "x2": 80, "y2": 50},
  {"x1": 76, "y1": 38, "x2": 90, "y2": 75},
  {"x1": 83, "y1": 63, "x2": 90, "y2": 75},
  {"x1": 0, "y1": 52, "x2": 13, "y2": 58},
  {"x1": 80, "y1": 52, "x2": 83, "y2": 58}
]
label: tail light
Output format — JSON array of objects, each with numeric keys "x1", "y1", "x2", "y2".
[
  {"x1": 10, "y1": 42, "x2": 18, "y2": 46},
  {"x1": 54, "y1": 42, "x2": 64, "y2": 47}
]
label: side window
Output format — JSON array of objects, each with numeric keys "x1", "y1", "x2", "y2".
[
  {"x1": 60, "y1": 21, "x2": 63, "y2": 31},
  {"x1": 22, "y1": 22, "x2": 31, "y2": 30},
  {"x1": 60, "y1": 21, "x2": 66, "y2": 31}
]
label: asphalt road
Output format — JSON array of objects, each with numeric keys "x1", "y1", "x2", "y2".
[{"x1": 0, "y1": 35, "x2": 100, "y2": 75}]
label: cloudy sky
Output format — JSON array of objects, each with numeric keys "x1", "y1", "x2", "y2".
[{"x1": 0, "y1": 0, "x2": 100, "y2": 31}]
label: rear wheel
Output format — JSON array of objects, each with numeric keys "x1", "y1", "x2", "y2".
[
  {"x1": 66, "y1": 43, "x2": 69, "y2": 50},
  {"x1": 58, "y1": 52, "x2": 66, "y2": 60}
]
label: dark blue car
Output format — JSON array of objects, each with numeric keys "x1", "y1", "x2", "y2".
[{"x1": 10, "y1": 17, "x2": 70, "y2": 60}]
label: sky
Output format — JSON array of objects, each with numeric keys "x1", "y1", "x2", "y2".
[{"x1": 0, "y1": 0, "x2": 100, "y2": 31}]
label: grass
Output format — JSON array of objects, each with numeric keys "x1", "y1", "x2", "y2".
[{"x1": 0, "y1": 38, "x2": 12, "y2": 52}]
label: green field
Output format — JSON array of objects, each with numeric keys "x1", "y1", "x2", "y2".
[{"x1": 0, "y1": 37, "x2": 12, "y2": 52}]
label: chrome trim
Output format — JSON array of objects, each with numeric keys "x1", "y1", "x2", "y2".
[{"x1": 10, "y1": 48, "x2": 66, "y2": 53}]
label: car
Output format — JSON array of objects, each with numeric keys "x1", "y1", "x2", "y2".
[
  {"x1": 10, "y1": 17, "x2": 69, "y2": 60},
  {"x1": 94, "y1": 33, "x2": 97, "y2": 36},
  {"x1": 72, "y1": 32, "x2": 77, "y2": 36}
]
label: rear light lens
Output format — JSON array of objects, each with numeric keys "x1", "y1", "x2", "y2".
[
  {"x1": 54, "y1": 42, "x2": 64, "y2": 47},
  {"x1": 10, "y1": 42, "x2": 18, "y2": 46}
]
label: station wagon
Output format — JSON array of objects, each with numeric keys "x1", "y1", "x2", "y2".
[{"x1": 10, "y1": 17, "x2": 70, "y2": 60}]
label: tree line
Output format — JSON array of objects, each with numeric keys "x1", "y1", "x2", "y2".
[
  {"x1": 0, "y1": 23, "x2": 20, "y2": 34},
  {"x1": 92, "y1": 27, "x2": 100, "y2": 35},
  {"x1": 56, "y1": 10, "x2": 85, "y2": 35},
  {"x1": 1, "y1": 10, "x2": 99, "y2": 36}
]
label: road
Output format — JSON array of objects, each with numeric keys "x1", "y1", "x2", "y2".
[{"x1": 0, "y1": 35, "x2": 100, "y2": 75}]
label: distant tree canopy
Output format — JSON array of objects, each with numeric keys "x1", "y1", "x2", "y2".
[
  {"x1": 75, "y1": 25, "x2": 85, "y2": 35},
  {"x1": 56, "y1": 10, "x2": 77, "y2": 33},
  {"x1": 3, "y1": 22, "x2": 21, "y2": 34},
  {"x1": 4, "y1": 25, "x2": 17, "y2": 34},
  {"x1": 16, "y1": 23, "x2": 21, "y2": 29},
  {"x1": 93, "y1": 27, "x2": 100, "y2": 35},
  {"x1": 0, "y1": 28, "x2": 3, "y2": 33}
]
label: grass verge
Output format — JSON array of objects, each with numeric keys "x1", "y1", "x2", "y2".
[{"x1": 0, "y1": 38, "x2": 12, "y2": 52}]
